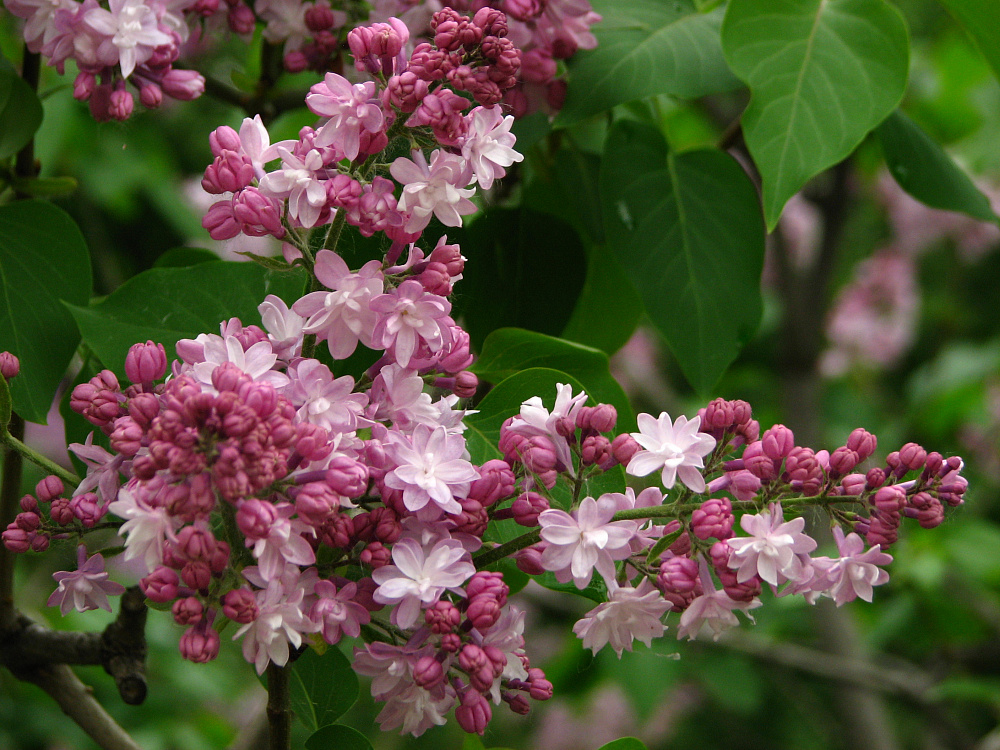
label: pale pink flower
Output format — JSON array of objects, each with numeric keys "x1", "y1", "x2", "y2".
[
  {"x1": 353, "y1": 641, "x2": 427, "y2": 698},
  {"x1": 233, "y1": 577, "x2": 313, "y2": 674},
  {"x1": 186, "y1": 334, "x2": 290, "y2": 391},
  {"x1": 376, "y1": 683, "x2": 453, "y2": 737},
  {"x1": 245, "y1": 502, "x2": 316, "y2": 581},
  {"x1": 310, "y1": 580, "x2": 371, "y2": 644},
  {"x1": 507, "y1": 382, "x2": 588, "y2": 473},
  {"x1": 459, "y1": 106, "x2": 523, "y2": 190},
  {"x1": 676, "y1": 561, "x2": 762, "y2": 641},
  {"x1": 292, "y1": 251, "x2": 384, "y2": 359},
  {"x1": 366, "y1": 364, "x2": 440, "y2": 430},
  {"x1": 539, "y1": 494, "x2": 638, "y2": 588},
  {"x1": 573, "y1": 579, "x2": 670, "y2": 657},
  {"x1": 726, "y1": 503, "x2": 818, "y2": 587},
  {"x1": 390, "y1": 150, "x2": 476, "y2": 232},
  {"x1": 372, "y1": 537, "x2": 475, "y2": 628},
  {"x1": 108, "y1": 485, "x2": 180, "y2": 574},
  {"x1": 306, "y1": 73, "x2": 384, "y2": 161},
  {"x1": 370, "y1": 279, "x2": 452, "y2": 368},
  {"x1": 258, "y1": 147, "x2": 330, "y2": 229},
  {"x1": 383, "y1": 424, "x2": 477, "y2": 516},
  {"x1": 258, "y1": 294, "x2": 305, "y2": 361},
  {"x1": 627, "y1": 412, "x2": 716, "y2": 492},
  {"x1": 287, "y1": 359, "x2": 366, "y2": 433},
  {"x1": 812, "y1": 527, "x2": 892, "y2": 606},
  {"x1": 82, "y1": 0, "x2": 172, "y2": 78},
  {"x1": 48, "y1": 546, "x2": 126, "y2": 616},
  {"x1": 69, "y1": 432, "x2": 124, "y2": 502},
  {"x1": 257, "y1": 0, "x2": 309, "y2": 50}
]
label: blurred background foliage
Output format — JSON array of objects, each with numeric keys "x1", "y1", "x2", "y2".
[{"x1": 4, "y1": 0, "x2": 1000, "y2": 748}]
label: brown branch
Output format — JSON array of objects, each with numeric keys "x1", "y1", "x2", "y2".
[{"x1": 265, "y1": 662, "x2": 292, "y2": 750}]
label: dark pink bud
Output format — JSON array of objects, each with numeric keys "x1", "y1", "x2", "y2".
[
  {"x1": 202, "y1": 150, "x2": 255, "y2": 195},
  {"x1": 69, "y1": 493, "x2": 104, "y2": 527},
  {"x1": 49, "y1": 498, "x2": 75, "y2": 525},
  {"x1": 742, "y1": 441, "x2": 777, "y2": 481},
  {"x1": 828, "y1": 446, "x2": 859, "y2": 477},
  {"x1": 233, "y1": 187, "x2": 285, "y2": 238},
  {"x1": 784, "y1": 446, "x2": 823, "y2": 495},
  {"x1": 611, "y1": 433, "x2": 640, "y2": 465},
  {"x1": 456, "y1": 689, "x2": 492, "y2": 735},
  {"x1": 73, "y1": 71, "x2": 97, "y2": 100},
  {"x1": 29, "y1": 533, "x2": 49, "y2": 552},
  {"x1": 512, "y1": 491, "x2": 548, "y2": 527},
  {"x1": 209, "y1": 125, "x2": 241, "y2": 157},
  {"x1": 15, "y1": 511, "x2": 40, "y2": 531},
  {"x1": 425, "y1": 599, "x2": 461, "y2": 633},
  {"x1": 527, "y1": 669, "x2": 553, "y2": 700},
  {"x1": 580, "y1": 434, "x2": 611, "y2": 467},
  {"x1": 235, "y1": 499, "x2": 278, "y2": 540},
  {"x1": 657, "y1": 555, "x2": 702, "y2": 611},
  {"x1": 467, "y1": 595, "x2": 502, "y2": 631},
  {"x1": 506, "y1": 694, "x2": 530, "y2": 715},
  {"x1": 2, "y1": 524, "x2": 31, "y2": 553},
  {"x1": 0, "y1": 352, "x2": 19, "y2": 380},
  {"x1": 873, "y1": 485, "x2": 906, "y2": 514},
  {"x1": 109, "y1": 88, "x2": 133, "y2": 121},
  {"x1": 866, "y1": 468, "x2": 886, "y2": 490},
  {"x1": 866, "y1": 510, "x2": 900, "y2": 548},
  {"x1": 141, "y1": 567, "x2": 179, "y2": 603},
  {"x1": 909, "y1": 492, "x2": 944, "y2": 529},
  {"x1": 305, "y1": 3, "x2": 335, "y2": 31},
  {"x1": 450, "y1": 370, "x2": 478, "y2": 399},
  {"x1": 181, "y1": 561, "x2": 212, "y2": 590},
  {"x1": 175, "y1": 525, "x2": 217, "y2": 561},
  {"x1": 19, "y1": 495, "x2": 37, "y2": 513},
  {"x1": 179, "y1": 622, "x2": 220, "y2": 663},
  {"x1": 847, "y1": 428, "x2": 877, "y2": 461},
  {"x1": 125, "y1": 340, "x2": 167, "y2": 384},
  {"x1": 586, "y1": 404, "x2": 617, "y2": 433},
  {"x1": 466, "y1": 571, "x2": 508, "y2": 604},
  {"x1": 468, "y1": 460, "x2": 515, "y2": 506},
  {"x1": 295, "y1": 482, "x2": 339, "y2": 525},
  {"x1": 203, "y1": 198, "x2": 241, "y2": 240},
  {"x1": 172, "y1": 596, "x2": 204, "y2": 625},
  {"x1": 441, "y1": 632, "x2": 462, "y2": 653},
  {"x1": 840, "y1": 473, "x2": 866, "y2": 496},
  {"x1": 898, "y1": 442, "x2": 927, "y2": 472},
  {"x1": 360, "y1": 541, "x2": 390, "y2": 569},
  {"x1": 222, "y1": 588, "x2": 259, "y2": 624},
  {"x1": 690, "y1": 498, "x2": 734, "y2": 541},
  {"x1": 515, "y1": 546, "x2": 545, "y2": 576},
  {"x1": 162, "y1": 69, "x2": 205, "y2": 101},
  {"x1": 110, "y1": 416, "x2": 144, "y2": 457},
  {"x1": 36, "y1": 476, "x2": 64, "y2": 503},
  {"x1": 450, "y1": 496, "x2": 488, "y2": 537},
  {"x1": 319, "y1": 513, "x2": 354, "y2": 549},
  {"x1": 413, "y1": 655, "x2": 445, "y2": 689},
  {"x1": 761, "y1": 425, "x2": 795, "y2": 461},
  {"x1": 325, "y1": 456, "x2": 369, "y2": 497},
  {"x1": 128, "y1": 392, "x2": 160, "y2": 426},
  {"x1": 473, "y1": 7, "x2": 508, "y2": 36},
  {"x1": 139, "y1": 85, "x2": 163, "y2": 111}
]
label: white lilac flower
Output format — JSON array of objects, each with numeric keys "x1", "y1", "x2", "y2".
[
  {"x1": 626, "y1": 411, "x2": 716, "y2": 492},
  {"x1": 726, "y1": 503, "x2": 818, "y2": 587},
  {"x1": 233, "y1": 577, "x2": 313, "y2": 674},
  {"x1": 108, "y1": 485, "x2": 180, "y2": 574},
  {"x1": 391, "y1": 149, "x2": 476, "y2": 233},
  {"x1": 572, "y1": 579, "x2": 671, "y2": 657},
  {"x1": 48, "y1": 546, "x2": 126, "y2": 616},
  {"x1": 459, "y1": 106, "x2": 523, "y2": 190},
  {"x1": 371, "y1": 537, "x2": 475, "y2": 628},
  {"x1": 539, "y1": 494, "x2": 638, "y2": 589},
  {"x1": 383, "y1": 424, "x2": 477, "y2": 517},
  {"x1": 292, "y1": 251, "x2": 384, "y2": 360},
  {"x1": 82, "y1": 0, "x2": 172, "y2": 78}
]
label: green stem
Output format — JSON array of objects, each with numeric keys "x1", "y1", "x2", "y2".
[
  {"x1": 0, "y1": 414, "x2": 25, "y2": 630},
  {"x1": 0, "y1": 429, "x2": 80, "y2": 488}
]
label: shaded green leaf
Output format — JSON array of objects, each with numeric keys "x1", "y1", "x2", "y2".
[
  {"x1": 936, "y1": 0, "x2": 1000, "y2": 83},
  {"x1": 451, "y1": 208, "x2": 586, "y2": 347},
  {"x1": 471, "y1": 328, "x2": 634, "y2": 430},
  {"x1": 645, "y1": 527, "x2": 684, "y2": 565},
  {"x1": 0, "y1": 57, "x2": 43, "y2": 160},
  {"x1": 598, "y1": 739, "x2": 648, "y2": 750},
  {"x1": 600, "y1": 121, "x2": 765, "y2": 394},
  {"x1": 877, "y1": 109, "x2": 997, "y2": 223},
  {"x1": 66, "y1": 262, "x2": 307, "y2": 377},
  {"x1": 558, "y1": 0, "x2": 739, "y2": 126},
  {"x1": 9, "y1": 176, "x2": 77, "y2": 198},
  {"x1": 535, "y1": 570, "x2": 607, "y2": 604},
  {"x1": 0, "y1": 200, "x2": 91, "y2": 423},
  {"x1": 153, "y1": 247, "x2": 221, "y2": 268},
  {"x1": 722, "y1": 0, "x2": 909, "y2": 229},
  {"x1": 304, "y1": 724, "x2": 371, "y2": 750},
  {"x1": 288, "y1": 647, "x2": 359, "y2": 732}
]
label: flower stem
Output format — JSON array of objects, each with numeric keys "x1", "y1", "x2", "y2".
[
  {"x1": 0, "y1": 429, "x2": 80, "y2": 488},
  {"x1": 265, "y1": 662, "x2": 292, "y2": 750}
]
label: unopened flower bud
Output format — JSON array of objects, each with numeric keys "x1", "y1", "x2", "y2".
[
  {"x1": 761, "y1": 425, "x2": 795, "y2": 461},
  {"x1": 511, "y1": 491, "x2": 548, "y2": 526},
  {"x1": 455, "y1": 689, "x2": 492, "y2": 735},
  {"x1": 222, "y1": 588, "x2": 259, "y2": 623},
  {"x1": 179, "y1": 622, "x2": 220, "y2": 663},
  {"x1": 847, "y1": 428, "x2": 877, "y2": 461},
  {"x1": 36, "y1": 476, "x2": 63, "y2": 503},
  {"x1": 413, "y1": 655, "x2": 445, "y2": 689},
  {"x1": 125, "y1": 340, "x2": 167, "y2": 385},
  {"x1": 172, "y1": 596, "x2": 203, "y2": 625},
  {"x1": 0, "y1": 352, "x2": 19, "y2": 380},
  {"x1": 141, "y1": 567, "x2": 179, "y2": 603}
]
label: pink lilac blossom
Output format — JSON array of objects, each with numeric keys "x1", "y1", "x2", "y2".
[
  {"x1": 48, "y1": 546, "x2": 127, "y2": 615},
  {"x1": 459, "y1": 106, "x2": 523, "y2": 189},
  {"x1": 310, "y1": 580, "x2": 371, "y2": 644},
  {"x1": 233, "y1": 576, "x2": 314, "y2": 674},
  {"x1": 383, "y1": 424, "x2": 478, "y2": 516},
  {"x1": 82, "y1": 0, "x2": 172, "y2": 78},
  {"x1": 371, "y1": 537, "x2": 475, "y2": 628},
  {"x1": 292, "y1": 252, "x2": 384, "y2": 359},
  {"x1": 286, "y1": 359, "x2": 367, "y2": 433},
  {"x1": 572, "y1": 579, "x2": 670, "y2": 657},
  {"x1": 369, "y1": 279, "x2": 452, "y2": 368},
  {"x1": 258, "y1": 147, "x2": 331, "y2": 228},
  {"x1": 107, "y1": 485, "x2": 181, "y2": 574},
  {"x1": 69, "y1": 432, "x2": 124, "y2": 502},
  {"x1": 726, "y1": 503, "x2": 818, "y2": 587},
  {"x1": 803, "y1": 527, "x2": 893, "y2": 606},
  {"x1": 626, "y1": 412, "x2": 716, "y2": 493},
  {"x1": 244, "y1": 502, "x2": 317, "y2": 581},
  {"x1": 391, "y1": 149, "x2": 477, "y2": 232},
  {"x1": 306, "y1": 73, "x2": 385, "y2": 161},
  {"x1": 538, "y1": 494, "x2": 638, "y2": 588},
  {"x1": 676, "y1": 561, "x2": 762, "y2": 641},
  {"x1": 506, "y1": 382, "x2": 587, "y2": 472}
]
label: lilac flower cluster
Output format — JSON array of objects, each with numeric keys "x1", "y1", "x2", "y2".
[{"x1": 203, "y1": 10, "x2": 525, "y2": 246}]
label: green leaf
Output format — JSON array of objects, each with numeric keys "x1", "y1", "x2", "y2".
[
  {"x1": 645, "y1": 527, "x2": 684, "y2": 564},
  {"x1": 304, "y1": 724, "x2": 371, "y2": 750},
  {"x1": 936, "y1": 0, "x2": 1000, "y2": 83},
  {"x1": 66, "y1": 262, "x2": 307, "y2": 377},
  {"x1": 236, "y1": 251, "x2": 298, "y2": 271},
  {"x1": 557, "y1": 0, "x2": 739, "y2": 126},
  {"x1": 536, "y1": 570, "x2": 607, "y2": 604},
  {"x1": 288, "y1": 647, "x2": 359, "y2": 732},
  {"x1": 451, "y1": 208, "x2": 586, "y2": 348},
  {"x1": 598, "y1": 739, "x2": 648, "y2": 750},
  {"x1": 0, "y1": 57, "x2": 43, "y2": 160},
  {"x1": 472, "y1": 328, "x2": 635, "y2": 431},
  {"x1": 722, "y1": 0, "x2": 909, "y2": 229},
  {"x1": 0, "y1": 200, "x2": 91, "y2": 423},
  {"x1": 600, "y1": 120, "x2": 765, "y2": 394},
  {"x1": 153, "y1": 247, "x2": 221, "y2": 268},
  {"x1": 877, "y1": 109, "x2": 998, "y2": 223}
]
